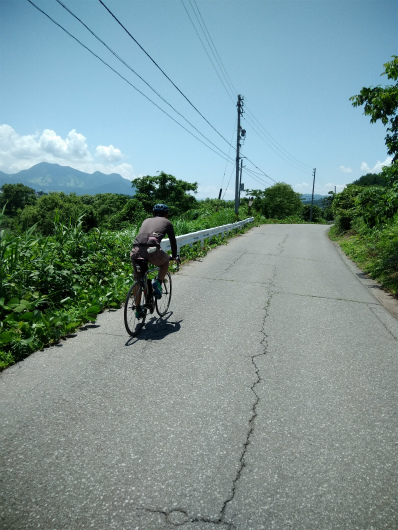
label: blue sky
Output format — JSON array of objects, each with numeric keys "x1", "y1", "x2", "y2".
[{"x1": 1, "y1": 0, "x2": 397, "y2": 199}]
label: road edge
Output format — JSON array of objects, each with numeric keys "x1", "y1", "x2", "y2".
[{"x1": 331, "y1": 238, "x2": 398, "y2": 321}]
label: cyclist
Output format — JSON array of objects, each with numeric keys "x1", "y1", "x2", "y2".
[{"x1": 130, "y1": 204, "x2": 178, "y2": 309}]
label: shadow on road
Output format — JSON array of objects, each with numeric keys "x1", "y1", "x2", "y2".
[{"x1": 125, "y1": 311, "x2": 182, "y2": 346}]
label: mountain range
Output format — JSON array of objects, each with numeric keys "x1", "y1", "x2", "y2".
[
  {"x1": 300, "y1": 193, "x2": 325, "y2": 201},
  {"x1": 0, "y1": 163, "x2": 136, "y2": 196},
  {"x1": 300, "y1": 193, "x2": 326, "y2": 205}
]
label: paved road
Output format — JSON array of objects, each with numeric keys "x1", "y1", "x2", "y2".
[{"x1": 1, "y1": 224, "x2": 397, "y2": 530}]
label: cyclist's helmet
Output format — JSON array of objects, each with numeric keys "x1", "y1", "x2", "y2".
[{"x1": 153, "y1": 203, "x2": 169, "y2": 216}]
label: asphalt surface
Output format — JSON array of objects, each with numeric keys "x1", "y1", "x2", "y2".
[{"x1": 1, "y1": 224, "x2": 397, "y2": 530}]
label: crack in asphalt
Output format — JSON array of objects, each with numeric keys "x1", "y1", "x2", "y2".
[
  {"x1": 138, "y1": 243, "x2": 281, "y2": 528},
  {"x1": 174, "y1": 274, "x2": 273, "y2": 286},
  {"x1": 136, "y1": 293, "x2": 273, "y2": 530},
  {"x1": 272, "y1": 289, "x2": 380, "y2": 305}
]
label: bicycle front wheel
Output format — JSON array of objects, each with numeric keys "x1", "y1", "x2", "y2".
[
  {"x1": 155, "y1": 272, "x2": 172, "y2": 316},
  {"x1": 124, "y1": 281, "x2": 147, "y2": 336}
]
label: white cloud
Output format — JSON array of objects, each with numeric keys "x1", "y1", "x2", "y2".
[
  {"x1": 360, "y1": 157, "x2": 392, "y2": 174},
  {"x1": 0, "y1": 124, "x2": 136, "y2": 180},
  {"x1": 96, "y1": 144, "x2": 122, "y2": 163},
  {"x1": 339, "y1": 166, "x2": 352, "y2": 173},
  {"x1": 293, "y1": 182, "x2": 310, "y2": 192},
  {"x1": 39, "y1": 129, "x2": 91, "y2": 160}
]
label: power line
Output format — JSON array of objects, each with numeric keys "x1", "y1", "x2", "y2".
[
  {"x1": 244, "y1": 104, "x2": 313, "y2": 173},
  {"x1": 243, "y1": 172, "x2": 269, "y2": 190},
  {"x1": 222, "y1": 166, "x2": 235, "y2": 200},
  {"x1": 243, "y1": 167, "x2": 273, "y2": 188},
  {"x1": 220, "y1": 120, "x2": 237, "y2": 192},
  {"x1": 181, "y1": 0, "x2": 235, "y2": 104},
  {"x1": 26, "y1": 0, "x2": 236, "y2": 165},
  {"x1": 98, "y1": 0, "x2": 234, "y2": 150},
  {"x1": 244, "y1": 113, "x2": 312, "y2": 173},
  {"x1": 54, "y1": 0, "x2": 234, "y2": 164},
  {"x1": 180, "y1": 0, "x2": 313, "y2": 177},
  {"x1": 191, "y1": 0, "x2": 238, "y2": 98},
  {"x1": 243, "y1": 154, "x2": 277, "y2": 184}
]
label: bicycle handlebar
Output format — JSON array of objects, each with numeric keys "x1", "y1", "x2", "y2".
[{"x1": 171, "y1": 254, "x2": 181, "y2": 271}]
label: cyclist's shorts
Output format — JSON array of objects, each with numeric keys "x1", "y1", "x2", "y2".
[{"x1": 130, "y1": 245, "x2": 170, "y2": 279}]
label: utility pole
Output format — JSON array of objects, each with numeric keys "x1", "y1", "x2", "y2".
[
  {"x1": 235, "y1": 95, "x2": 244, "y2": 219},
  {"x1": 309, "y1": 168, "x2": 316, "y2": 222},
  {"x1": 239, "y1": 158, "x2": 243, "y2": 200}
]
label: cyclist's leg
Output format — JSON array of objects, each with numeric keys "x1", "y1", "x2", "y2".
[
  {"x1": 147, "y1": 248, "x2": 170, "y2": 281},
  {"x1": 130, "y1": 247, "x2": 148, "y2": 307}
]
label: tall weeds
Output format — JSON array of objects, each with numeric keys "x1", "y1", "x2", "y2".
[{"x1": 0, "y1": 211, "x2": 251, "y2": 370}]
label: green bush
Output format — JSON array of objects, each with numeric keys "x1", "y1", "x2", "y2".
[
  {"x1": 331, "y1": 185, "x2": 362, "y2": 232},
  {"x1": 302, "y1": 204, "x2": 325, "y2": 223}
]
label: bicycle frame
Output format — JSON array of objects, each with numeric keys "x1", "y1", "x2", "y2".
[
  {"x1": 132, "y1": 261, "x2": 159, "y2": 313},
  {"x1": 124, "y1": 256, "x2": 179, "y2": 337}
]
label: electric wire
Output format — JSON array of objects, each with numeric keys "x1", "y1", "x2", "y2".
[
  {"x1": 27, "y1": 0, "x2": 236, "y2": 165},
  {"x1": 220, "y1": 120, "x2": 237, "y2": 192},
  {"x1": 54, "y1": 0, "x2": 234, "y2": 164},
  {"x1": 182, "y1": 0, "x2": 236, "y2": 104},
  {"x1": 181, "y1": 0, "x2": 235, "y2": 104},
  {"x1": 222, "y1": 166, "x2": 235, "y2": 200},
  {"x1": 244, "y1": 167, "x2": 273, "y2": 188},
  {"x1": 180, "y1": 0, "x2": 314, "y2": 176},
  {"x1": 191, "y1": 0, "x2": 238, "y2": 98},
  {"x1": 243, "y1": 154, "x2": 277, "y2": 183},
  {"x1": 98, "y1": 0, "x2": 235, "y2": 150},
  {"x1": 243, "y1": 170, "x2": 269, "y2": 190},
  {"x1": 244, "y1": 113, "x2": 312, "y2": 174},
  {"x1": 30, "y1": 0, "x2": 312, "y2": 196},
  {"x1": 244, "y1": 104, "x2": 314, "y2": 172}
]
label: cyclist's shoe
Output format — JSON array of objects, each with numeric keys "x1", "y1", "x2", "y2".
[
  {"x1": 135, "y1": 306, "x2": 146, "y2": 319},
  {"x1": 152, "y1": 278, "x2": 162, "y2": 299}
]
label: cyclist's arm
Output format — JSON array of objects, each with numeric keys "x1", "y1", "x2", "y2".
[{"x1": 167, "y1": 223, "x2": 178, "y2": 259}]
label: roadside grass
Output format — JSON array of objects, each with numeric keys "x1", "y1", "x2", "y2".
[{"x1": 329, "y1": 224, "x2": 398, "y2": 297}]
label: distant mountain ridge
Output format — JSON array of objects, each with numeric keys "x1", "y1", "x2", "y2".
[
  {"x1": 300, "y1": 193, "x2": 325, "y2": 205},
  {"x1": 0, "y1": 162, "x2": 136, "y2": 196},
  {"x1": 300, "y1": 194, "x2": 325, "y2": 201}
]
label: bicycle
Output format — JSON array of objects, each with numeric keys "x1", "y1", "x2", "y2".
[{"x1": 124, "y1": 255, "x2": 180, "y2": 337}]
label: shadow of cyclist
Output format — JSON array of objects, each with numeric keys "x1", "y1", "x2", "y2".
[{"x1": 125, "y1": 312, "x2": 182, "y2": 346}]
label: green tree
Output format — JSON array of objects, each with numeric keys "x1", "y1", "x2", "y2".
[
  {"x1": 350, "y1": 56, "x2": 398, "y2": 162},
  {"x1": 247, "y1": 183, "x2": 303, "y2": 219},
  {"x1": 17, "y1": 192, "x2": 88, "y2": 235},
  {"x1": 88, "y1": 194, "x2": 131, "y2": 226},
  {"x1": 302, "y1": 204, "x2": 324, "y2": 222},
  {"x1": 0, "y1": 183, "x2": 36, "y2": 216},
  {"x1": 380, "y1": 163, "x2": 398, "y2": 186},
  {"x1": 321, "y1": 191, "x2": 336, "y2": 221},
  {"x1": 331, "y1": 185, "x2": 363, "y2": 232},
  {"x1": 132, "y1": 172, "x2": 198, "y2": 216},
  {"x1": 352, "y1": 172, "x2": 389, "y2": 187},
  {"x1": 106, "y1": 198, "x2": 147, "y2": 230}
]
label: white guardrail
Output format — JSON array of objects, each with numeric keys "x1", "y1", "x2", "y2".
[{"x1": 160, "y1": 217, "x2": 254, "y2": 253}]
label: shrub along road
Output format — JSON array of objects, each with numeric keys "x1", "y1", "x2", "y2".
[{"x1": 1, "y1": 224, "x2": 397, "y2": 530}]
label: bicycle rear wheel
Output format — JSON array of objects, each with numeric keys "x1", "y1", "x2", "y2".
[
  {"x1": 155, "y1": 272, "x2": 172, "y2": 316},
  {"x1": 124, "y1": 281, "x2": 147, "y2": 336}
]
